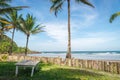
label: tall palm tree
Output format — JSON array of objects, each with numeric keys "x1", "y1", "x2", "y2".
[
  {"x1": 50, "y1": 0, "x2": 94, "y2": 58},
  {"x1": 0, "y1": 10, "x2": 22, "y2": 55},
  {"x1": 18, "y1": 14, "x2": 44, "y2": 56},
  {"x1": 0, "y1": 0, "x2": 28, "y2": 14},
  {"x1": 109, "y1": 12, "x2": 120, "y2": 23}
]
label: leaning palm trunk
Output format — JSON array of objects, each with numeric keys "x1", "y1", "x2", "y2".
[
  {"x1": 25, "y1": 35, "x2": 29, "y2": 56},
  {"x1": 66, "y1": 0, "x2": 71, "y2": 58},
  {"x1": 0, "y1": 33, "x2": 2, "y2": 41},
  {"x1": 0, "y1": 28, "x2": 4, "y2": 41},
  {"x1": 0, "y1": 33, "x2": 3, "y2": 41},
  {"x1": 9, "y1": 27, "x2": 15, "y2": 55},
  {"x1": 0, "y1": 34, "x2": 1, "y2": 41}
]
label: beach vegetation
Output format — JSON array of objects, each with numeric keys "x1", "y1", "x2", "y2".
[
  {"x1": 0, "y1": 35, "x2": 17, "y2": 53},
  {"x1": 0, "y1": 54, "x2": 8, "y2": 61},
  {"x1": 0, "y1": 35, "x2": 32, "y2": 54},
  {"x1": 50, "y1": 0, "x2": 94, "y2": 59}
]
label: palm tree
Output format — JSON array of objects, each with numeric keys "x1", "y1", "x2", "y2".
[
  {"x1": 50, "y1": 0, "x2": 94, "y2": 58},
  {"x1": 0, "y1": 0, "x2": 28, "y2": 14},
  {"x1": 18, "y1": 14, "x2": 44, "y2": 56},
  {"x1": 109, "y1": 12, "x2": 120, "y2": 23},
  {"x1": 0, "y1": 10, "x2": 22, "y2": 55}
]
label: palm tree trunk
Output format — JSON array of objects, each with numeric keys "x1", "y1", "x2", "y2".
[
  {"x1": 66, "y1": 0, "x2": 71, "y2": 59},
  {"x1": 0, "y1": 34, "x2": 1, "y2": 41},
  {"x1": 9, "y1": 27, "x2": 15, "y2": 55},
  {"x1": 0, "y1": 33, "x2": 2, "y2": 41},
  {"x1": 0, "y1": 32, "x2": 2, "y2": 41},
  {"x1": 25, "y1": 35, "x2": 29, "y2": 56},
  {"x1": 0, "y1": 27, "x2": 4, "y2": 41}
]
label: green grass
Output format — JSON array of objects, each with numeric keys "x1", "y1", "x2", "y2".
[{"x1": 0, "y1": 62, "x2": 120, "y2": 80}]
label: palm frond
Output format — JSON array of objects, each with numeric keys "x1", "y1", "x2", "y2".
[
  {"x1": 4, "y1": 13, "x2": 12, "y2": 22},
  {"x1": 50, "y1": 0, "x2": 65, "y2": 16},
  {"x1": 109, "y1": 12, "x2": 120, "y2": 23},
  {"x1": 12, "y1": 6, "x2": 29, "y2": 10},
  {"x1": 0, "y1": 22, "x2": 6, "y2": 29},
  {"x1": 26, "y1": 14, "x2": 35, "y2": 31},
  {"x1": 4, "y1": 25, "x2": 14, "y2": 29},
  {"x1": 7, "y1": 10, "x2": 23, "y2": 27},
  {"x1": 31, "y1": 26, "x2": 44, "y2": 35},
  {"x1": 19, "y1": 14, "x2": 23, "y2": 19},
  {"x1": 75, "y1": 0, "x2": 94, "y2": 8},
  {"x1": 0, "y1": 0, "x2": 28, "y2": 14},
  {"x1": 0, "y1": 0, "x2": 11, "y2": 7},
  {"x1": 0, "y1": 2, "x2": 10, "y2": 7},
  {"x1": 0, "y1": 16, "x2": 11, "y2": 24},
  {"x1": 0, "y1": 6, "x2": 29, "y2": 14},
  {"x1": 9, "y1": 10, "x2": 18, "y2": 21},
  {"x1": 0, "y1": 0, "x2": 12, "y2": 2},
  {"x1": 0, "y1": 20, "x2": 10, "y2": 24},
  {"x1": 18, "y1": 17, "x2": 28, "y2": 34}
]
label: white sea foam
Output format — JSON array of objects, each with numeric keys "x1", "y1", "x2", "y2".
[{"x1": 28, "y1": 51, "x2": 120, "y2": 60}]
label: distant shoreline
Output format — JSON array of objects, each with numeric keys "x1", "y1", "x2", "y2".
[
  {"x1": 42, "y1": 51, "x2": 120, "y2": 53},
  {"x1": 28, "y1": 51, "x2": 120, "y2": 61}
]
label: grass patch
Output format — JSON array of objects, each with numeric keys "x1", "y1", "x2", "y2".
[{"x1": 0, "y1": 61, "x2": 120, "y2": 80}]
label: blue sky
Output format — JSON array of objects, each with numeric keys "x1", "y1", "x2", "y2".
[{"x1": 6, "y1": 0, "x2": 120, "y2": 51}]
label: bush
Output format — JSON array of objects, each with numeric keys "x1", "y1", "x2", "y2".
[
  {"x1": 0, "y1": 41, "x2": 10, "y2": 53},
  {"x1": 0, "y1": 54, "x2": 8, "y2": 61}
]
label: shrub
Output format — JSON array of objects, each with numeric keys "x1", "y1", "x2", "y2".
[{"x1": 1, "y1": 54, "x2": 8, "y2": 61}]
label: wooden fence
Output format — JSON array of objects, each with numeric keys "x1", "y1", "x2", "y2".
[{"x1": 0, "y1": 55, "x2": 120, "y2": 74}]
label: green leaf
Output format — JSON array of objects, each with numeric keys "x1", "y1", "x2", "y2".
[
  {"x1": 75, "y1": 0, "x2": 94, "y2": 8},
  {"x1": 109, "y1": 12, "x2": 120, "y2": 23}
]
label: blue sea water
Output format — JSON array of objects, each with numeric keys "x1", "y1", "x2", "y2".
[{"x1": 28, "y1": 51, "x2": 120, "y2": 60}]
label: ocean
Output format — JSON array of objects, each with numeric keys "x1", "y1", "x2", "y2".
[{"x1": 28, "y1": 51, "x2": 120, "y2": 60}]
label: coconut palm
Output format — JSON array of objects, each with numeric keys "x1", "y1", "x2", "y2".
[
  {"x1": 0, "y1": 10, "x2": 22, "y2": 55},
  {"x1": 0, "y1": 0, "x2": 28, "y2": 14},
  {"x1": 50, "y1": 0, "x2": 94, "y2": 58},
  {"x1": 109, "y1": 12, "x2": 120, "y2": 23},
  {"x1": 18, "y1": 14, "x2": 44, "y2": 56}
]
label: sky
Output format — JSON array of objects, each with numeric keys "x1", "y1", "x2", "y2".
[{"x1": 6, "y1": 0, "x2": 120, "y2": 51}]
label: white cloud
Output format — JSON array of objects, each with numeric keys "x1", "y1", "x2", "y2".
[
  {"x1": 71, "y1": 13, "x2": 98, "y2": 29},
  {"x1": 26, "y1": 24, "x2": 119, "y2": 51},
  {"x1": 28, "y1": 36, "x2": 118, "y2": 51},
  {"x1": 29, "y1": 40, "x2": 67, "y2": 51},
  {"x1": 45, "y1": 22, "x2": 68, "y2": 42},
  {"x1": 70, "y1": 3, "x2": 98, "y2": 31},
  {"x1": 71, "y1": 37, "x2": 111, "y2": 50},
  {"x1": 71, "y1": 4, "x2": 94, "y2": 13}
]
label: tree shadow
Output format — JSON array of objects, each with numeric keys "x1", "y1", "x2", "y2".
[
  {"x1": 34, "y1": 68, "x2": 104, "y2": 80},
  {"x1": 0, "y1": 62, "x2": 15, "y2": 76}
]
